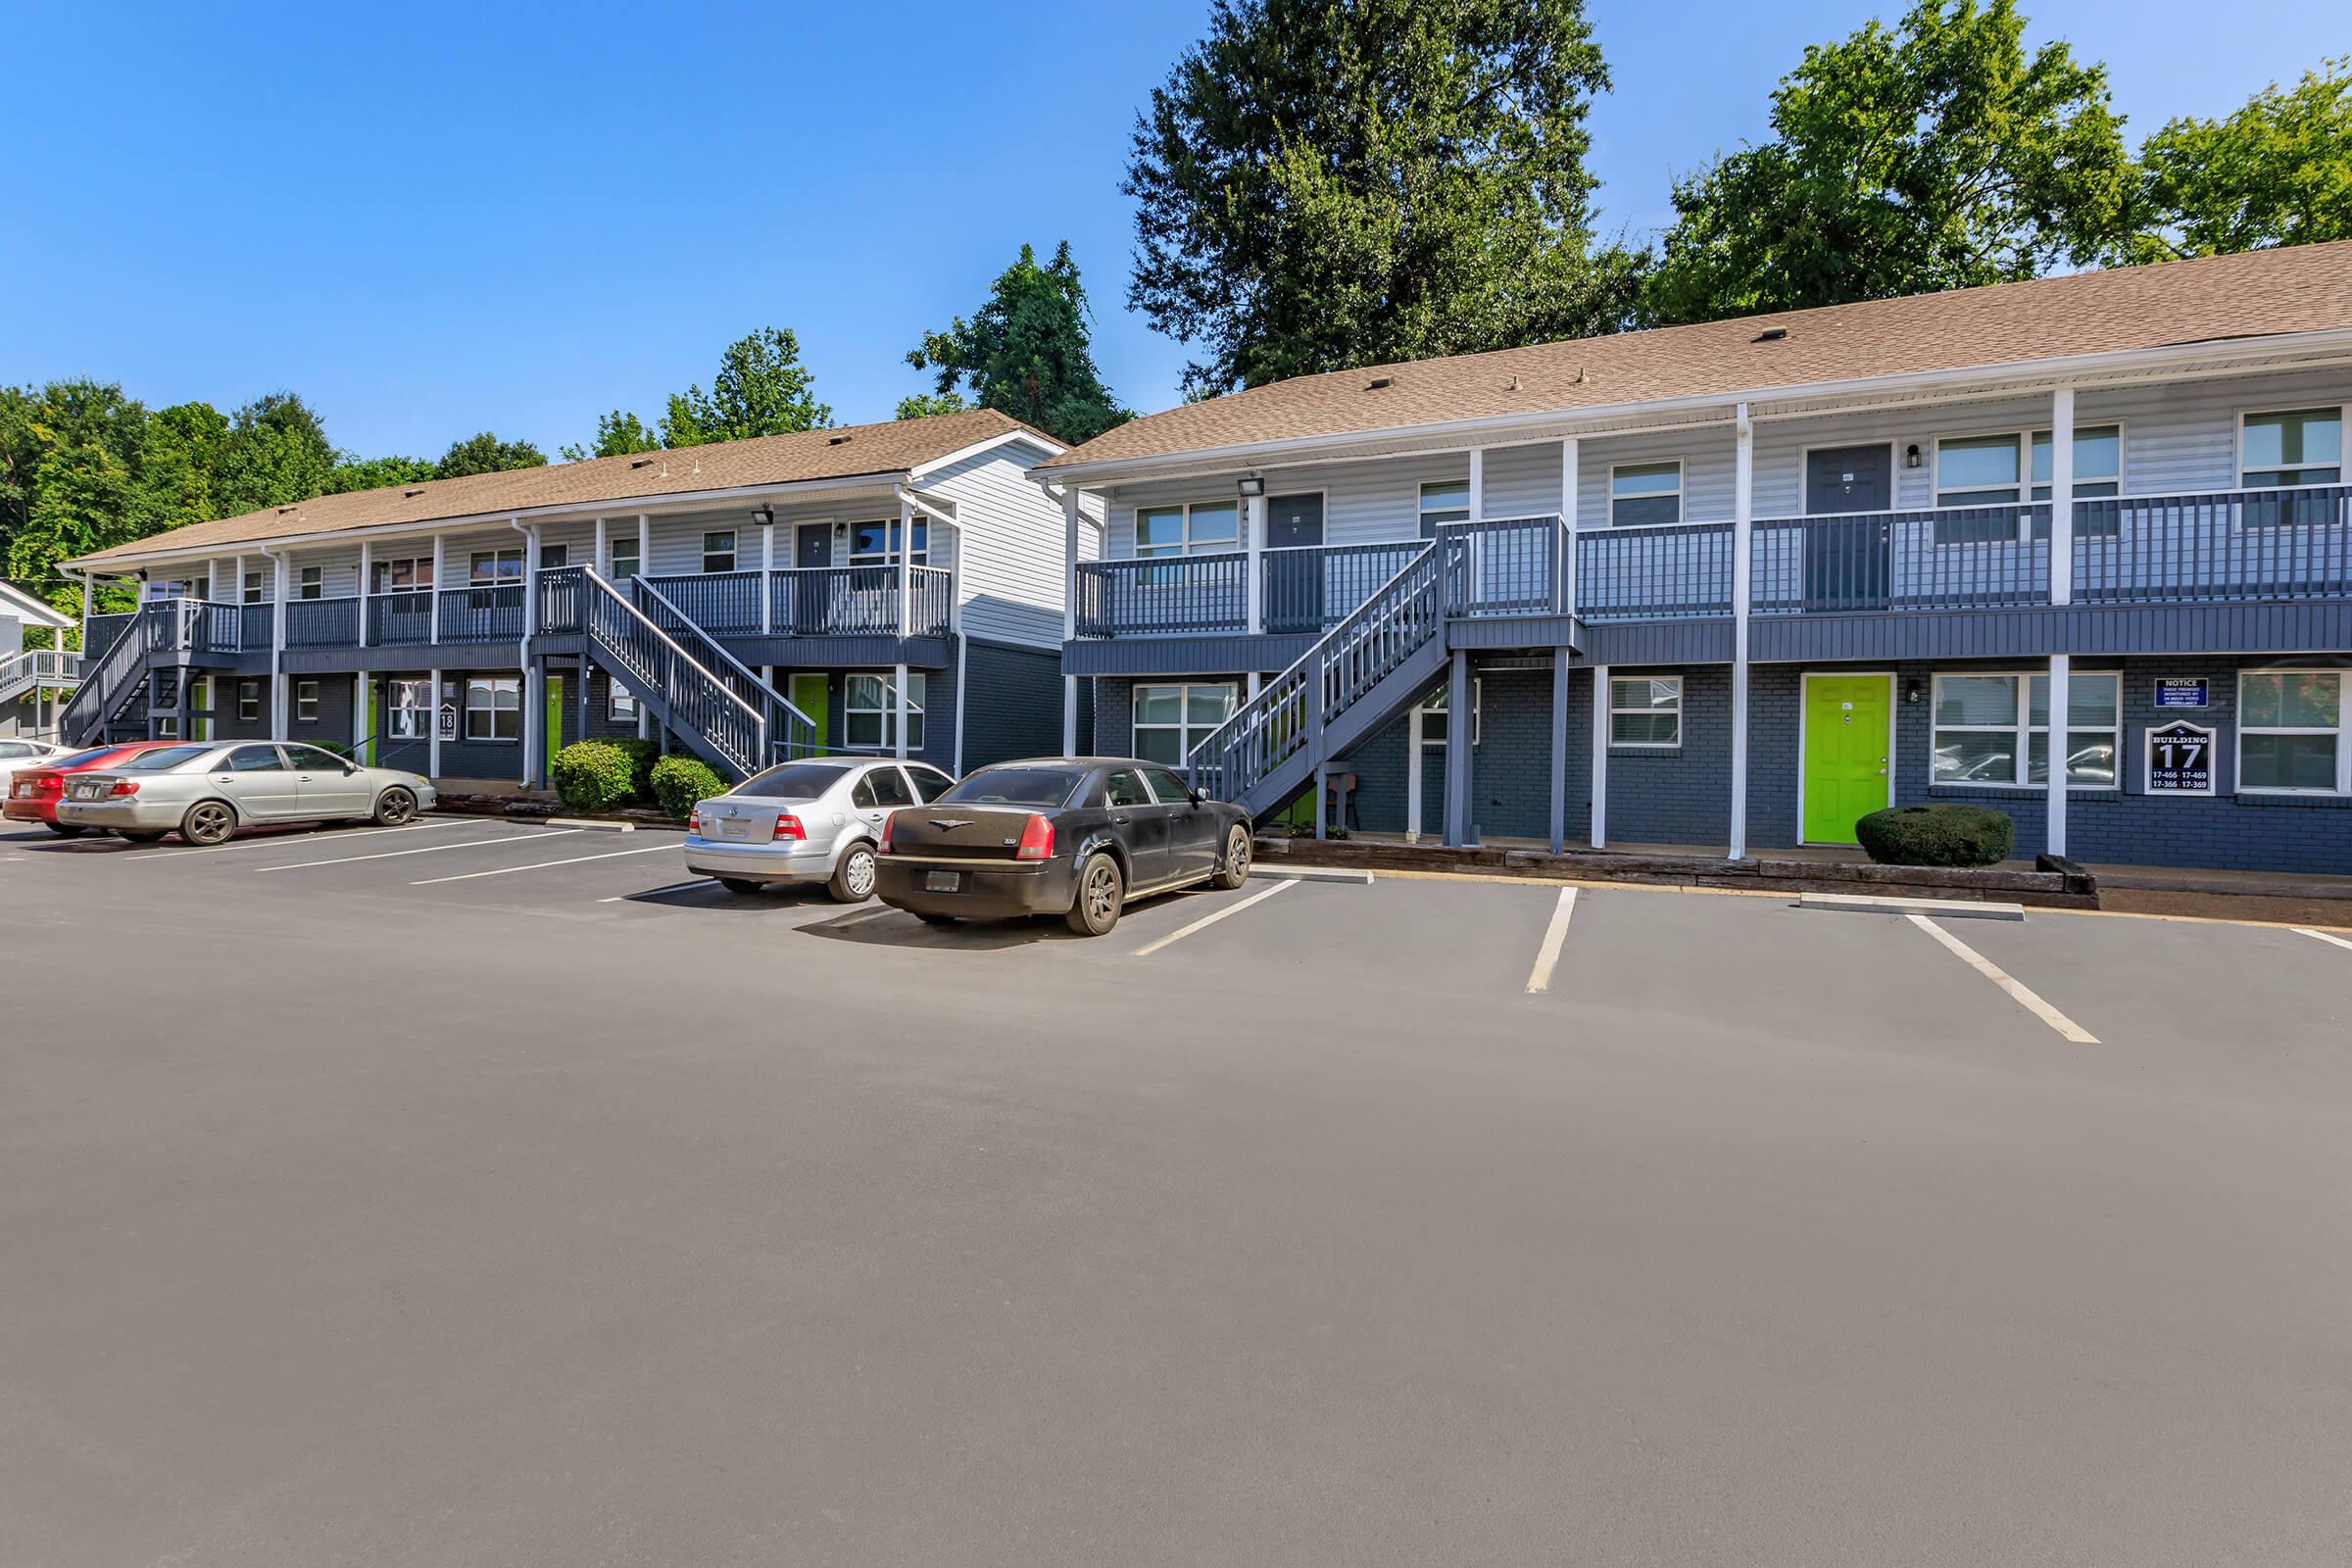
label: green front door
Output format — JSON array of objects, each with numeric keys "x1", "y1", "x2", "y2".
[
  {"x1": 545, "y1": 673, "x2": 564, "y2": 759},
  {"x1": 1802, "y1": 676, "x2": 1891, "y2": 845},
  {"x1": 790, "y1": 673, "x2": 829, "y2": 755}
]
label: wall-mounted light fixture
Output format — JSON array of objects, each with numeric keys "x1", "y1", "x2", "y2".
[
  {"x1": 833, "y1": 520, "x2": 849, "y2": 539},
  {"x1": 1236, "y1": 475, "x2": 1265, "y2": 498},
  {"x1": 1904, "y1": 443, "x2": 1923, "y2": 469},
  {"x1": 1904, "y1": 678, "x2": 1924, "y2": 706},
  {"x1": 750, "y1": 505, "x2": 774, "y2": 527}
]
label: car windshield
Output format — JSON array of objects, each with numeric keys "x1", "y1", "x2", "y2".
[
  {"x1": 735, "y1": 761, "x2": 850, "y2": 800},
  {"x1": 937, "y1": 766, "x2": 1084, "y2": 808},
  {"x1": 112, "y1": 745, "x2": 213, "y2": 771}
]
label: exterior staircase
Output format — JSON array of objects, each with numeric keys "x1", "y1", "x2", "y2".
[
  {"x1": 57, "y1": 603, "x2": 183, "y2": 746},
  {"x1": 0, "y1": 648, "x2": 81, "y2": 709}
]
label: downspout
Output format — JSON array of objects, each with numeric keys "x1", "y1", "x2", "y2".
[{"x1": 511, "y1": 517, "x2": 539, "y2": 787}]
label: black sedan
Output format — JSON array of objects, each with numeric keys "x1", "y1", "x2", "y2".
[{"x1": 873, "y1": 758, "x2": 1254, "y2": 935}]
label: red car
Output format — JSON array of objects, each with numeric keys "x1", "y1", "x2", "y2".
[{"x1": 7, "y1": 741, "x2": 187, "y2": 836}]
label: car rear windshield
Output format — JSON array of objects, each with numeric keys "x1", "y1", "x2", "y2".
[
  {"x1": 50, "y1": 747, "x2": 122, "y2": 769},
  {"x1": 936, "y1": 766, "x2": 1084, "y2": 808},
  {"x1": 734, "y1": 761, "x2": 850, "y2": 800},
  {"x1": 112, "y1": 745, "x2": 213, "y2": 771}
]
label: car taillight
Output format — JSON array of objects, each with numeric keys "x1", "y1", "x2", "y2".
[
  {"x1": 108, "y1": 779, "x2": 139, "y2": 797},
  {"x1": 877, "y1": 812, "x2": 894, "y2": 853},
  {"x1": 774, "y1": 811, "x2": 806, "y2": 841},
  {"x1": 36, "y1": 775, "x2": 62, "y2": 795},
  {"x1": 1015, "y1": 813, "x2": 1054, "y2": 860}
]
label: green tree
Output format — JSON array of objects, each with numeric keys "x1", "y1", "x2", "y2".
[
  {"x1": 1645, "y1": 0, "x2": 2135, "y2": 324},
  {"x1": 907, "y1": 242, "x2": 1132, "y2": 442},
  {"x1": 1125, "y1": 0, "x2": 1633, "y2": 395},
  {"x1": 0, "y1": 380, "x2": 154, "y2": 622},
  {"x1": 2130, "y1": 56, "x2": 2352, "y2": 261},
  {"x1": 211, "y1": 393, "x2": 339, "y2": 514},
  {"x1": 894, "y1": 391, "x2": 969, "y2": 421},
  {"x1": 660, "y1": 326, "x2": 831, "y2": 446},
  {"x1": 433, "y1": 431, "x2": 549, "y2": 479},
  {"x1": 559, "y1": 409, "x2": 662, "y2": 462},
  {"x1": 323, "y1": 454, "x2": 436, "y2": 494}
]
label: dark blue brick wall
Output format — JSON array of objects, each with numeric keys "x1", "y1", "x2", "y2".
[
  {"x1": 960, "y1": 640, "x2": 1062, "y2": 769},
  {"x1": 1603, "y1": 666, "x2": 1732, "y2": 847}
]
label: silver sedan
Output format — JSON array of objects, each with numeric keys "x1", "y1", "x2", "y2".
[
  {"x1": 685, "y1": 756, "x2": 954, "y2": 901},
  {"x1": 55, "y1": 740, "x2": 437, "y2": 845}
]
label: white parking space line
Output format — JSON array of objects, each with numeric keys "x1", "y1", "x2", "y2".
[
  {"x1": 597, "y1": 879, "x2": 712, "y2": 904},
  {"x1": 1132, "y1": 878, "x2": 1294, "y2": 957},
  {"x1": 413, "y1": 843, "x2": 674, "y2": 886},
  {"x1": 1524, "y1": 886, "x2": 1580, "y2": 994},
  {"x1": 2293, "y1": 926, "x2": 2352, "y2": 955},
  {"x1": 256, "y1": 828, "x2": 579, "y2": 873},
  {"x1": 140, "y1": 819, "x2": 466, "y2": 859},
  {"x1": 1906, "y1": 914, "x2": 2100, "y2": 1044}
]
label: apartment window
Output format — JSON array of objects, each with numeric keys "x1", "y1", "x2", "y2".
[
  {"x1": 470, "y1": 549, "x2": 522, "y2": 585},
  {"x1": 373, "y1": 557, "x2": 433, "y2": 593},
  {"x1": 1609, "y1": 675, "x2": 1683, "y2": 748},
  {"x1": 845, "y1": 672, "x2": 925, "y2": 751},
  {"x1": 1932, "y1": 671, "x2": 2121, "y2": 789},
  {"x1": 2238, "y1": 670, "x2": 2346, "y2": 794},
  {"x1": 1418, "y1": 480, "x2": 1471, "y2": 537},
  {"x1": 295, "y1": 680, "x2": 319, "y2": 722},
  {"x1": 243, "y1": 571, "x2": 264, "y2": 604},
  {"x1": 1132, "y1": 682, "x2": 1237, "y2": 765},
  {"x1": 2241, "y1": 408, "x2": 2342, "y2": 488},
  {"x1": 702, "y1": 530, "x2": 738, "y2": 573},
  {"x1": 1134, "y1": 502, "x2": 1237, "y2": 559},
  {"x1": 848, "y1": 518, "x2": 929, "y2": 567},
  {"x1": 610, "y1": 682, "x2": 638, "y2": 722},
  {"x1": 2030, "y1": 426, "x2": 2123, "y2": 500},
  {"x1": 1936, "y1": 434, "x2": 2026, "y2": 507},
  {"x1": 541, "y1": 543, "x2": 568, "y2": 569},
  {"x1": 464, "y1": 677, "x2": 520, "y2": 742},
  {"x1": 1418, "y1": 680, "x2": 1482, "y2": 747},
  {"x1": 238, "y1": 680, "x2": 260, "y2": 723},
  {"x1": 156, "y1": 716, "x2": 178, "y2": 738},
  {"x1": 1609, "y1": 463, "x2": 1683, "y2": 527},
  {"x1": 1936, "y1": 427, "x2": 2123, "y2": 543},
  {"x1": 299, "y1": 565, "x2": 322, "y2": 600},
  {"x1": 388, "y1": 678, "x2": 431, "y2": 740},
  {"x1": 609, "y1": 537, "x2": 641, "y2": 580}
]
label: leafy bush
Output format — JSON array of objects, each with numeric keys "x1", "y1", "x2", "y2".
[
  {"x1": 1854, "y1": 804, "x2": 2016, "y2": 867},
  {"x1": 650, "y1": 754, "x2": 728, "y2": 819},
  {"x1": 550, "y1": 741, "x2": 636, "y2": 812},
  {"x1": 614, "y1": 737, "x2": 661, "y2": 801}
]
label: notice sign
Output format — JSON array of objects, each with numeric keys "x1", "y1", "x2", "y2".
[
  {"x1": 2145, "y1": 720, "x2": 2217, "y2": 795},
  {"x1": 2153, "y1": 677, "x2": 2210, "y2": 709}
]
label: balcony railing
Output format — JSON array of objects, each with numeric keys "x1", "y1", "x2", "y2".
[
  {"x1": 644, "y1": 570, "x2": 764, "y2": 637},
  {"x1": 767, "y1": 564, "x2": 953, "y2": 638},
  {"x1": 1439, "y1": 515, "x2": 1567, "y2": 617},
  {"x1": 2075, "y1": 484, "x2": 2352, "y2": 604},
  {"x1": 1750, "y1": 504, "x2": 2050, "y2": 614},
  {"x1": 436, "y1": 584, "x2": 525, "y2": 643},
  {"x1": 1074, "y1": 552, "x2": 1248, "y2": 636},
  {"x1": 1577, "y1": 521, "x2": 1735, "y2": 621},
  {"x1": 1262, "y1": 541, "x2": 1426, "y2": 634},
  {"x1": 368, "y1": 590, "x2": 436, "y2": 646},
  {"x1": 286, "y1": 596, "x2": 361, "y2": 648}
]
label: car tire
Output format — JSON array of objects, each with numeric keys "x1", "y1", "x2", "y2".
[
  {"x1": 44, "y1": 821, "x2": 87, "y2": 838},
  {"x1": 179, "y1": 800, "x2": 236, "y2": 847},
  {"x1": 372, "y1": 786, "x2": 417, "y2": 826},
  {"x1": 828, "y1": 842, "x2": 877, "y2": 903},
  {"x1": 115, "y1": 829, "x2": 167, "y2": 844},
  {"x1": 717, "y1": 877, "x2": 763, "y2": 895},
  {"x1": 1065, "y1": 852, "x2": 1124, "y2": 937},
  {"x1": 1211, "y1": 824, "x2": 1251, "y2": 890}
]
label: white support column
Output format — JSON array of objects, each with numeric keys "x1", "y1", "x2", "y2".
[
  {"x1": 357, "y1": 539, "x2": 371, "y2": 647},
  {"x1": 2046, "y1": 653, "x2": 2070, "y2": 858},
  {"x1": 427, "y1": 666, "x2": 443, "y2": 778},
  {"x1": 637, "y1": 514, "x2": 651, "y2": 580},
  {"x1": 1729, "y1": 403, "x2": 1754, "y2": 861},
  {"x1": 593, "y1": 516, "x2": 608, "y2": 576},
  {"x1": 522, "y1": 657, "x2": 541, "y2": 788},
  {"x1": 759, "y1": 517, "x2": 774, "y2": 633},
  {"x1": 1442, "y1": 648, "x2": 1472, "y2": 848},
  {"x1": 431, "y1": 535, "x2": 446, "y2": 641},
  {"x1": 1590, "y1": 662, "x2": 1609, "y2": 850},
  {"x1": 896, "y1": 493, "x2": 913, "y2": 761},
  {"x1": 1061, "y1": 488, "x2": 1081, "y2": 756},
  {"x1": 1244, "y1": 489, "x2": 1266, "y2": 635},
  {"x1": 1558, "y1": 437, "x2": 1580, "y2": 615},
  {"x1": 2049, "y1": 385, "x2": 2076, "y2": 607},
  {"x1": 270, "y1": 552, "x2": 289, "y2": 740},
  {"x1": 1468, "y1": 448, "x2": 1486, "y2": 521},
  {"x1": 355, "y1": 670, "x2": 370, "y2": 765},
  {"x1": 233, "y1": 553, "x2": 245, "y2": 613}
]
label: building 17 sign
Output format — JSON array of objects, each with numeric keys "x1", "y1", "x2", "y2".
[{"x1": 2145, "y1": 720, "x2": 2217, "y2": 796}]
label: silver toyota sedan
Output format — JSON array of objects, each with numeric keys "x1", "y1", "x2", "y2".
[
  {"x1": 55, "y1": 740, "x2": 437, "y2": 845},
  {"x1": 684, "y1": 756, "x2": 954, "y2": 901}
]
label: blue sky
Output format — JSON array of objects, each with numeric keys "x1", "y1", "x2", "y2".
[{"x1": 2, "y1": 1, "x2": 2323, "y2": 461}]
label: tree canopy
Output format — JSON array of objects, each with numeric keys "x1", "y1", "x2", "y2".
[
  {"x1": 1644, "y1": 0, "x2": 2135, "y2": 325},
  {"x1": 906, "y1": 242, "x2": 1131, "y2": 444},
  {"x1": 2130, "y1": 56, "x2": 2352, "y2": 260},
  {"x1": 432, "y1": 431, "x2": 549, "y2": 479},
  {"x1": 660, "y1": 327, "x2": 832, "y2": 447},
  {"x1": 1125, "y1": 0, "x2": 1638, "y2": 395},
  {"x1": 559, "y1": 410, "x2": 662, "y2": 463}
]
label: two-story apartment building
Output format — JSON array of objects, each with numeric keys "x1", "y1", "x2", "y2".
[
  {"x1": 1039, "y1": 241, "x2": 2352, "y2": 874},
  {"x1": 58, "y1": 409, "x2": 1076, "y2": 787},
  {"x1": 1, "y1": 582, "x2": 80, "y2": 739}
]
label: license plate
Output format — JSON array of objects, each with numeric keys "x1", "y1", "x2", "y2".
[
  {"x1": 74, "y1": 783, "x2": 103, "y2": 800},
  {"x1": 925, "y1": 870, "x2": 961, "y2": 893},
  {"x1": 714, "y1": 817, "x2": 747, "y2": 840}
]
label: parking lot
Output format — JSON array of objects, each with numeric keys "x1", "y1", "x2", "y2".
[{"x1": 5, "y1": 814, "x2": 2351, "y2": 1566}]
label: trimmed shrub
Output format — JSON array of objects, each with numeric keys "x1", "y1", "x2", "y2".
[
  {"x1": 549, "y1": 740, "x2": 636, "y2": 812},
  {"x1": 614, "y1": 737, "x2": 661, "y2": 801},
  {"x1": 650, "y1": 754, "x2": 728, "y2": 819},
  {"x1": 1854, "y1": 804, "x2": 2016, "y2": 868}
]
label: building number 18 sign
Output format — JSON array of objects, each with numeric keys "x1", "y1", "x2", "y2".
[{"x1": 2145, "y1": 720, "x2": 2216, "y2": 796}]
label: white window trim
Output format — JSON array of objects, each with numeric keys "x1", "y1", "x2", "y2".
[
  {"x1": 238, "y1": 679, "x2": 260, "y2": 723},
  {"x1": 469, "y1": 548, "x2": 523, "y2": 586},
  {"x1": 463, "y1": 677, "x2": 521, "y2": 743},
  {"x1": 1931, "y1": 424, "x2": 2127, "y2": 512},
  {"x1": 844, "y1": 671, "x2": 926, "y2": 752},
  {"x1": 2236, "y1": 405, "x2": 2348, "y2": 490},
  {"x1": 242, "y1": 571, "x2": 265, "y2": 605},
  {"x1": 1131, "y1": 501, "x2": 1241, "y2": 560},
  {"x1": 374, "y1": 557, "x2": 434, "y2": 594},
  {"x1": 1416, "y1": 679, "x2": 1482, "y2": 747},
  {"x1": 848, "y1": 517, "x2": 930, "y2": 567},
  {"x1": 295, "y1": 680, "x2": 319, "y2": 722},
  {"x1": 1418, "y1": 478, "x2": 1473, "y2": 532},
  {"x1": 2235, "y1": 668, "x2": 2351, "y2": 796},
  {"x1": 1607, "y1": 461, "x2": 1684, "y2": 528},
  {"x1": 609, "y1": 682, "x2": 639, "y2": 722},
  {"x1": 1607, "y1": 674, "x2": 1683, "y2": 750},
  {"x1": 608, "y1": 537, "x2": 641, "y2": 578},
  {"x1": 1135, "y1": 680, "x2": 1240, "y2": 764},
  {"x1": 1929, "y1": 670, "x2": 2122, "y2": 792},
  {"x1": 388, "y1": 678, "x2": 431, "y2": 740},
  {"x1": 702, "y1": 529, "x2": 738, "y2": 573}
]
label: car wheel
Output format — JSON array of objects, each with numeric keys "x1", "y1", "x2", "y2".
[
  {"x1": 828, "y1": 841, "x2": 877, "y2": 903},
  {"x1": 717, "y1": 877, "x2": 763, "y2": 895},
  {"x1": 115, "y1": 829, "x2": 167, "y2": 844},
  {"x1": 1211, "y1": 824, "x2": 1252, "y2": 890},
  {"x1": 180, "y1": 800, "x2": 236, "y2": 847},
  {"x1": 1065, "y1": 852, "x2": 1124, "y2": 937},
  {"x1": 44, "y1": 821, "x2": 87, "y2": 838},
  {"x1": 372, "y1": 786, "x2": 417, "y2": 826}
]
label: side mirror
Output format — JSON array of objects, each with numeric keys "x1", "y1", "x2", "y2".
[{"x1": 1191, "y1": 787, "x2": 1209, "y2": 807}]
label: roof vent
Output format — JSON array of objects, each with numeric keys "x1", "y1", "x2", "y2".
[
  {"x1": 630, "y1": 456, "x2": 656, "y2": 468},
  {"x1": 1754, "y1": 327, "x2": 1789, "y2": 343},
  {"x1": 1366, "y1": 375, "x2": 1394, "y2": 390},
  {"x1": 404, "y1": 487, "x2": 425, "y2": 498},
  {"x1": 828, "y1": 432, "x2": 854, "y2": 445},
  {"x1": 1507, "y1": 375, "x2": 1522, "y2": 392}
]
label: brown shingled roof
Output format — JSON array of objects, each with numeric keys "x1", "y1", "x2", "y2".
[
  {"x1": 1042, "y1": 242, "x2": 2352, "y2": 472},
  {"x1": 75, "y1": 408, "x2": 1056, "y2": 568}
]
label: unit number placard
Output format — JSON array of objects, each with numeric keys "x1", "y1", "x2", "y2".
[{"x1": 2145, "y1": 720, "x2": 2217, "y2": 796}]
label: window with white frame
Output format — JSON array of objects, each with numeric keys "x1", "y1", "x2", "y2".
[
  {"x1": 610, "y1": 680, "x2": 638, "y2": 721},
  {"x1": 1418, "y1": 479, "x2": 1470, "y2": 537},
  {"x1": 1133, "y1": 682, "x2": 1237, "y2": 765},
  {"x1": 2030, "y1": 427, "x2": 2122, "y2": 500},
  {"x1": 1931, "y1": 671, "x2": 2120, "y2": 789},
  {"x1": 388, "y1": 678, "x2": 430, "y2": 739},
  {"x1": 470, "y1": 549, "x2": 522, "y2": 585},
  {"x1": 1609, "y1": 675, "x2": 1683, "y2": 747},
  {"x1": 703, "y1": 530, "x2": 737, "y2": 573},
  {"x1": 850, "y1": 518, "x2": 929, "y2": 566},
  {"x1": 464, "y1": 676, "x2": 520, "y2": 741},
  {"x1": 2237, "y1": 670, "x2": 2345, "y2": 794},
  {"x1": 1609, "y1": 463, "x2": 1683, "y2": 527},
  {"x1": 1417, "y1": 680, "x2": 1481, "y2": 747},
  {"x1": 299, "y1": 565, "x2": 322, "y2": 600},
  {"x1": 845, "y1": 672, "x2": 925, "y2": 751},
  {"x1": 373, "y1": 557, "x2": 433, "y2": 593},
  {"x1": 296, "y1": 680, "x2": 319, "y2": 722},
  {"x1": 1133, "y1": 502, "x2": 1236, "y2": 559},
  {"x1": 2241, "y1": 408, "x2": 2342, "y2": 488},
  {"x1": 1936, "y1": 426, "x2": 2122, "y2": 543},
  {"x1": 541, "y1": 543, "x2": 568, "y2": 569},
  {"x1": 243, "y1": 571, "x2": 264, "y2": 604},
  {"x1": 238, "y1": 680, "x2": 260, "y2": 723},
  {"x1": 609, "y1": 536, "x2": 640, "y2": 580}
]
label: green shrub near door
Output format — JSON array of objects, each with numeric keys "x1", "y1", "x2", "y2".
[
  {"x1": 1854, "y1": 804, "x2": 2016, "y2": 867},
  {"x1": 550, "y1": 741, "x2": 637, "y2": 811},
  {"x1": 650, "y1": 755, "x2": 728, "y2": 819}
]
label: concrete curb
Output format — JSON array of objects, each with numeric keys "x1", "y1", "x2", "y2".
[
  {"x1": 547, "y1": 817, "x2": 636, "y2": 833},
  {"x1": 1250, "y1": 865, "x2": 1374, "y2": 885},
  {"x1": 1797, "y1": 892, "x2": 2025, "y2": 921}
]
